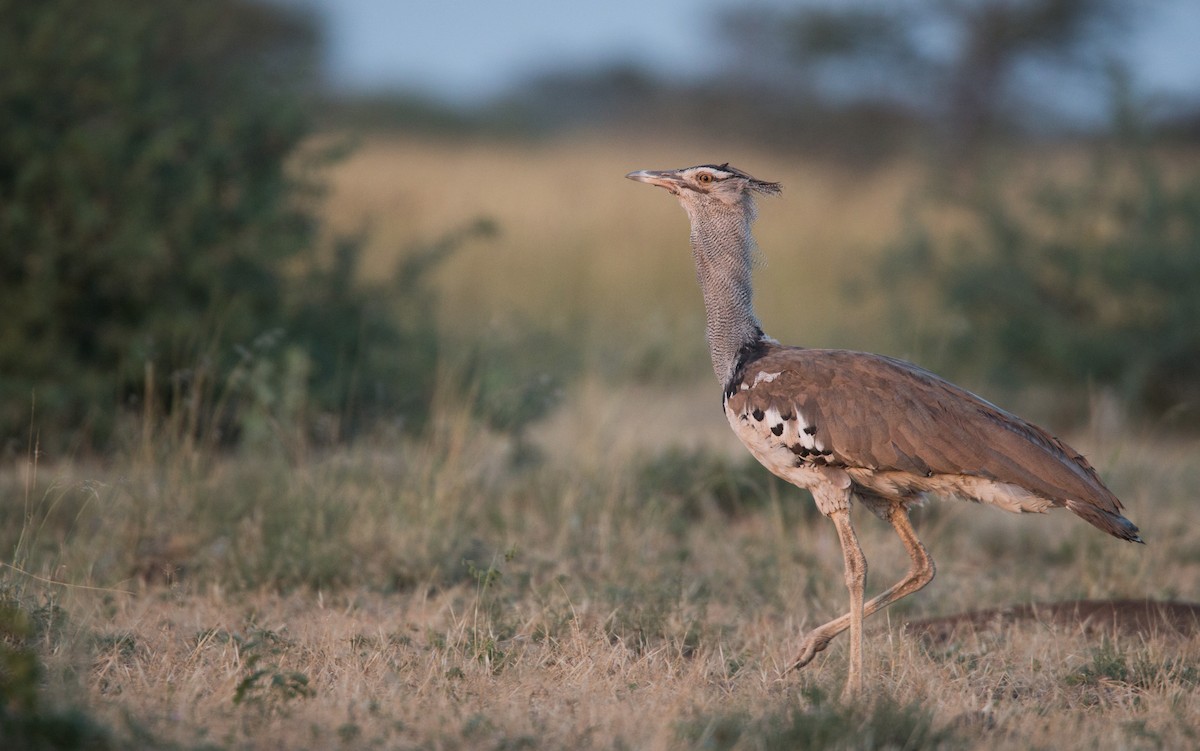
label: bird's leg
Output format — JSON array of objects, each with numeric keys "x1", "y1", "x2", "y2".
[
  {"x1": 827, "y1": 508, "x2": 867, "y2": 699},
  {"x1": 878, "y1": 505, "x2": 936, "y2": 604},
  {"x1": 791, "y1": 506, "x2": 935, "y2": 676},
  {"x1": 788, "y1": 508, "x2": 867, "y2": 693}
]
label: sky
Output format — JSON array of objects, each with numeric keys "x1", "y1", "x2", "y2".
[
  {"x1": 314, "y1": 0, "x2": 756, "y2": 103},
  {"x1": 300, "y1": 0, "x2": 1200, "y2": 111}
]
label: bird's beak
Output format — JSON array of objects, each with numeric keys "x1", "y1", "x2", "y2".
[{"x1": 626, "y1": 169, "x2": 683, "y2": 194}]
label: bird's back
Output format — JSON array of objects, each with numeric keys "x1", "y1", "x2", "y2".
[{"x1": 724, "y1": 345, "x2": 1141, "y2": 542}]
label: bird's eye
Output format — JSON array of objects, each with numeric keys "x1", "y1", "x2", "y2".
[{"x1": 696, "y1": 172, "x2": 714, "y2": 184}]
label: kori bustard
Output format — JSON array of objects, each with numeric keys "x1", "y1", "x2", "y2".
[{"x1": 626, "y1": 163, "x2": 1142, "y2": 699}]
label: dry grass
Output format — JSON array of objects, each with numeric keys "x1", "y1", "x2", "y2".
[
  {"x1": 5, "y1": 383, "x2": 1199, "y2": 750},
  {"x1": 5, "y1": 135, "x2": 1200, "y2": 749}
]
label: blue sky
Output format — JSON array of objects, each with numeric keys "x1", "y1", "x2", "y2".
[{"x1": 300, "y1": 0, "x2": 1200, "y2": 110}]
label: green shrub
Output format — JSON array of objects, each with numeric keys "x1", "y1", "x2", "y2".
[
  {"x1": 0, "y1": 0, "x2": 321, "y2": 446},
  {"x1": 0, "y1": 1, "x2": 500, "y2": 449},
  {"x1": 880, "y1": 139, "x2": 1200, "y2": 423}
]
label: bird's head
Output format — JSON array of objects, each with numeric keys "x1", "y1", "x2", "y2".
[{"x1": 625, "y1": 163, "x2": 781, "y2": 214}]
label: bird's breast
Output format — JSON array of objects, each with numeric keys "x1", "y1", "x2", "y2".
[{"x1": 723, "y1": 388, "x2": 839, "y2": 490}]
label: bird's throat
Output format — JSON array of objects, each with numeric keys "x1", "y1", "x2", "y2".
[{"x1": 687, "y1": 206, "x2": 766, "y2": 388}]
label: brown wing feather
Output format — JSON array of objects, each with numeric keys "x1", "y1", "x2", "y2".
[{"x1": 725, "y1": 346, "x2": 1140, "y2": 541}]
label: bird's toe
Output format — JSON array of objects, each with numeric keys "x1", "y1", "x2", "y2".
[{"x1": 789, "y1": 634, "x2": 833, "y2": 672}]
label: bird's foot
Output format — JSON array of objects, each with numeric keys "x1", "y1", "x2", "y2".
[{"x1": 789, "y1": 632, "x2": 835, "y2": 672}]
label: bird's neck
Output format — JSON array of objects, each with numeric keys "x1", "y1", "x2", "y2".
[{"x1": 685, "y1": 202, "x2": 767, "y2": 388}]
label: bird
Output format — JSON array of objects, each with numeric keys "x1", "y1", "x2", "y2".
[{"x1": 625, "y1": 163, "x2": 1142, "y2": 700}]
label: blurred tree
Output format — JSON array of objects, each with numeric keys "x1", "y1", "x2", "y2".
[
  {"x1": 942, "y1": 0, "x2": 1125, "y2": 151},
  {"x1": 0, "y1": 0, "x2": 322, "y2": 445},
  {"x1": 719, "y1": 0, "x2": 1126, "y2": 155},
  {"x1": 0, "y1": 0, "x2": 492, "y2": 449}
]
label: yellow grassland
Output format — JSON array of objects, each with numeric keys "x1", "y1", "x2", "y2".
[{"x1": 321, "y1": 133, "x2": 925, "y2": 355}]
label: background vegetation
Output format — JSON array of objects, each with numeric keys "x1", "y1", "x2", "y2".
[
  {"x1": 0, "y1": 0, "x2": 504, "y2": 451},
  {"x1": 2, "y1": 0, "x2": 1198, "y2": 748},
  {"x1": 881, "y1": 133, "x2": 1200, "y2": 423}
]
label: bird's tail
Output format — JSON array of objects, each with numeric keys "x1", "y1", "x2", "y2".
[{"x1": 1066, "y1": 500, "x2": 1144, "y2": 543}]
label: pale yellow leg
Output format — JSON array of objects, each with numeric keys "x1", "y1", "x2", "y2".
[
  {"x1": 831, "y1": 508, "x2": 867, "y2": 699},
  {"x1": 791, "y1": 506, "x2": 936, "y2": 694}
]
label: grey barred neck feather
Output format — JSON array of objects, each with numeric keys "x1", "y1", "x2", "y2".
[
  {"x1": 623, "y1": 163, "x2": 779, "y2": 385},
  {"x1": 626, "y1": 162, "x2": 1141, "y2": 700},
  {"x1": 687, "y1": 197, "x2": 769, "y2": 386}
]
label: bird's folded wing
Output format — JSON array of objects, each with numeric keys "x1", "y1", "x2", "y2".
[{"x1": 725, "y1": 347, "x2": 1127, "y2": 518}]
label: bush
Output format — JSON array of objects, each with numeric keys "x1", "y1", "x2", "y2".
[
  {"x1": 0, "y1": 1, "x2": 495, "y2": 449},
  {"x1": 880, "y1": 139, "x2": 1200, "y2": 423},
  {"x1": 0, "y1": 0, "x2": 319, "y2": 445}
]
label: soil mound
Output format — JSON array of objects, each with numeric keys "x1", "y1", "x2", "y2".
[{"x1": 903, "y1": 599, "x2": 1200, "y2": 644}]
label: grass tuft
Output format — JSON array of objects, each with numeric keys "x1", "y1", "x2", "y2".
[{"x1": 679, "y1": 690, "x2": 965, "y2": 751}]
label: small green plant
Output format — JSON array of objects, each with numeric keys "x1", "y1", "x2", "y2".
[
  {"x1": 231, "y1": 628, "x2": 315, "y2": 710},
  {"x1": 337, "y1": 722, "x2": 363, "y2": 743},
  {"x1": 463, "y1": 548, "x2": 519, "y2": 671},
  {"x1": 1063, "y1": 639, "x2": 1149, "y2": 709},
  {"x1": 459, "y1": 318, "x2": 581, "y2": 464},
  {"x1": 464, "y1": 553, "x2": 509, "y2": 591},
  {"x1": 1067, "y1": 639, "x2": 1130, "y2": 687},
  {"x1": 1066, "y1": 641, "x2": 1199, "y2": 695}
]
